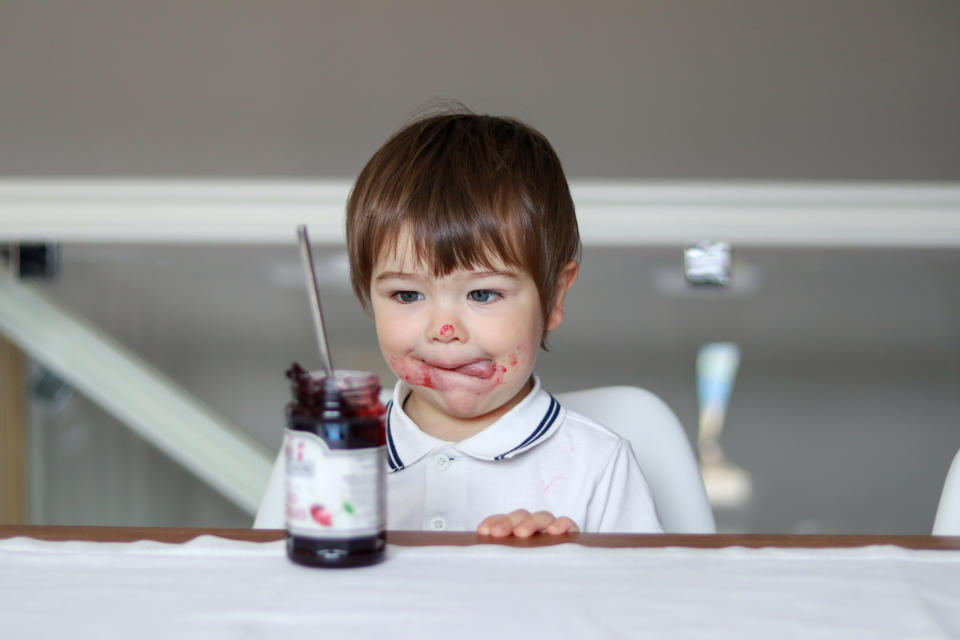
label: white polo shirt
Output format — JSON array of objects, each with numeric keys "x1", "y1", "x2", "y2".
[{"x1": 387, "y1": 376, "x2": 663, "y2": 533}]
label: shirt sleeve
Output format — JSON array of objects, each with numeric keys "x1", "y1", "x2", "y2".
[{"x1": 587, "y1": 439, "x2": 664, "y2": 533}]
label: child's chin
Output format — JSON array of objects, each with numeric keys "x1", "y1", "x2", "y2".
[
  {"x1": 434, "y1": 383, "x2": 530, "y2": 421},
  {"x1": 428, "y1": 389, "x2": 499, "y2": 419}
]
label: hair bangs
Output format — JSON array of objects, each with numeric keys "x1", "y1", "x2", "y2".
[{"x1": 408, "y1": 186, "x2": 529, "y2": 280}]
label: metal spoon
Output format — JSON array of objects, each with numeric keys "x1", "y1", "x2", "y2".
[{"x1": 296, "y1": 224, "x2": 334, "y2": 378}]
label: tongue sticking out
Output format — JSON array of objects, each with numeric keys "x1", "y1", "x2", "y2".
[{"x1": 451, "y1": 360, "x2": 496, "y2": 379}]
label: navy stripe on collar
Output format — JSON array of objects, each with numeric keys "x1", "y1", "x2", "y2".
[
  {"x1": 384, "y1": 401, "x2": 405, "y2": 471},
  {"x1": 494, "y1": 395, "x2": 560, "y2": 461}
]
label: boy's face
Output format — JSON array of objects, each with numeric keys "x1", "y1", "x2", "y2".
[{"x1": 370, "y1": 230, "x2": 563, "y2": 431}]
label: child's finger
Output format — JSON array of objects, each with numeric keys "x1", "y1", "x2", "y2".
[
  {"x1": 544, "y1": 517, "x2": 579, "y2": 535},
  {"x1": 499, "y1": 510, "x2": 536, "y2": 536},
  {"x1": 477, "y1": 510, "x2": 532, "y2": 537},
  {"x1": 513, "y1": 511, "x2": 556, "y2": 537},
  {"x1": 476, "y1": 514, "x2": 506, "y2": 536}
]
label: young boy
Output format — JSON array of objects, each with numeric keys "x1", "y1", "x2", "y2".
[{"x1": 345, "y1": 110, "x2": 662, "y2": 536}]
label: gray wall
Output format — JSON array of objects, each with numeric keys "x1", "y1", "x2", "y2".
[{"x1": 2, "y1": 0, "x2": 959, "y2": 179}]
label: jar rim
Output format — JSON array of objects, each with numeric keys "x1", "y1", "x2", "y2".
[{"x1": 302, "y1": 369, "x2": 380, "y2": 391}]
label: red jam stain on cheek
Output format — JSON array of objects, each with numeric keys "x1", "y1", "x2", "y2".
[
  {"x1": 418, "y1": 363, "x2": 437, "y2": 389},
  {"x1": 388, "y1": 356, "x2": 438, "y2": 390},
  {"x1": 440, "y1": 324, "x2": 454, "y2": 336},
  {"x1": 513, "y1": 345, "x2": 528, "y2": 368},
  {"x1": 505, "y1": 346, "x2": 523, "y2": 369}
]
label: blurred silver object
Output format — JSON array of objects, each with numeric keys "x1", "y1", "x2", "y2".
[
  {"x1": 683, "y1": 241, "x2": 731, "y2": 287},
  {"x1": 296, "y1": 224, "x2": 334, "y2": 378}
]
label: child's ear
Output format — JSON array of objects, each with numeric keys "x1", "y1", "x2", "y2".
[{"x1": 546, "y1": 260, "x2": 579, "y2": 332}]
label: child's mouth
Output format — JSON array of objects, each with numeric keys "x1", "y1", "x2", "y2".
[{"x1": 431, "y1": 359, "x2": 496, "y2": 380}]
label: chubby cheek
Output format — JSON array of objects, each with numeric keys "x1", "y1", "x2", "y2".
[
  {"x1": 492, "y1": 345, "x2": 533, "y2": 387},
  {"x1": 375, "y1": 315, "x2": 417, "y2": 360},
  {"x1": 508, "y1": 344, "x2": 532, "y2": 372},
  {"x1": 388, "y1": 356, "x2": 440, "y2": 391},
  {"x1": 490, "y1": 363, "x2": 508, "y2": 386}
]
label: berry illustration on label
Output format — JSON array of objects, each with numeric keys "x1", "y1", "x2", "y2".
[
  {"x1": 309, "y1": 501, "x2": 357, "y2": 526},
  {"x1": 310, "y1": 504, "x2": 333, "y2": 526}
]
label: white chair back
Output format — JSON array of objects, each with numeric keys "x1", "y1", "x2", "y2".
[
  {"x1": 556, "y1": 386, "x2": 715, "y2": 534},
  {"x1": 933, "y1": 448, "x2": 960, "y2": 535}
]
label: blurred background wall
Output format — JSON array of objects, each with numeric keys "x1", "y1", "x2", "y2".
[
  {"x1": 2, "y1": 1, "x2": 959, "y2": 533},
  {"x1": 3, "y1": 0, "x2": 959, "y2": 179}
]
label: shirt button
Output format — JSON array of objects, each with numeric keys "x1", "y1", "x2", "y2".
[
  {"x1": 430, "y1": 516, "x2": 447, "y2": 530},
  {"x1": 434, "y1": 454, "x2": 451, "y2": 471}
]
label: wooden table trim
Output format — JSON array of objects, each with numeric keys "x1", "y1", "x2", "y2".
[{"x1": 2, "y1": 525, "x2": 959, "y2": 550}]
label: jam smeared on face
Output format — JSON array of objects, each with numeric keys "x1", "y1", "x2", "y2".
[
  {"x1": 387, "y1": 357, "x2": 438, "y2": 389},
  {"x1": 388, "y1": 356, "x2": 504, "y2": 391}
]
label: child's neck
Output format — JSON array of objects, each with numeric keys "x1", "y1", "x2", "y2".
[{"x1": 403, "y1": 378, "x2": 534, "y2": 443}]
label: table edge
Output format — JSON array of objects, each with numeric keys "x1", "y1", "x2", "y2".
[{"x1": 2, "y1": 525, "x2": 959, "y2": 550}]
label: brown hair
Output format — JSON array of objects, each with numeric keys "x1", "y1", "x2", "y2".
[{"x1": 346, "y1": 110, "x2": 581, "y2": 344}]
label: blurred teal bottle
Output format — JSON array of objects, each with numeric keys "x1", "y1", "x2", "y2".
[{"x1": 696, "y1": 342, "x2": 751, "y2": 508}]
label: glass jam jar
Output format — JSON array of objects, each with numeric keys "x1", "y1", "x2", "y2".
[{"x1": 284, "y1": 364, "x2": 387, "y2": 568}]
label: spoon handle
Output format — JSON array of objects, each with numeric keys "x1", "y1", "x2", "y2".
[{"x1": 297, "y1": 225, "x2": 334, "y2": 377}]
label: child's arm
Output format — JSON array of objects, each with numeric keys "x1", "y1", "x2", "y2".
[{"x1": 476, "y1": 510, "x2": 579, "y2": 538}]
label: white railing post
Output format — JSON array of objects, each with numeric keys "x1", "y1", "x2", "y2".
[{"x1": 0, "y1": 264, "x2": 273, "y2": 515}]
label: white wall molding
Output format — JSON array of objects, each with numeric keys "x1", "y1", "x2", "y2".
[{"x1": 1, "y1": 179, "x2": 959, "y2": 247}]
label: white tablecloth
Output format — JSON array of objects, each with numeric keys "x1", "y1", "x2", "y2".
[{"x1": 2, "y1": 536, "x2": 958, "y2": 639}]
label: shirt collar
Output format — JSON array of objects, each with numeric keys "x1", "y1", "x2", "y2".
[{"x1": 384, "y1": 375, "x2": 564, "y2": 472}]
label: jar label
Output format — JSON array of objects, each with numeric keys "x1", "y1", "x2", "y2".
[{"x1": 284, "y1": 430, "x2": 386, "y2": 538}]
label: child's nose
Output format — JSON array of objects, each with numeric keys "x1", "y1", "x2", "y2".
[{"x1": 431, "y1": 322, "x2": 460, "y2": 343}]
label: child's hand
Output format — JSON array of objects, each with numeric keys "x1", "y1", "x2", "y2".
[{"x1": 476, "y1": 510, "x2": 579, "y2": 538}]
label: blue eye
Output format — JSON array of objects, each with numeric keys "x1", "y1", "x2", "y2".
[
  {"x1": 468, "y1": 290, "x2": 501, "y2": 303},
  {"x1": 393, "y1": 291, "x2": 423, "y2": 303}
]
